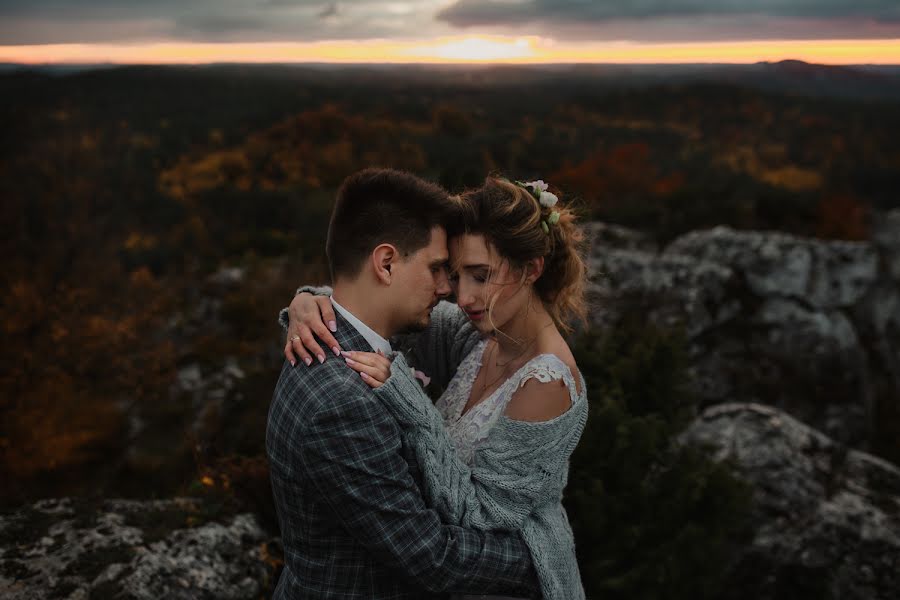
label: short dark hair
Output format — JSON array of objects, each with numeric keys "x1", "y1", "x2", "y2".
[{"x1": 326, "y1": 168, "x2": 454, "y2": 280}]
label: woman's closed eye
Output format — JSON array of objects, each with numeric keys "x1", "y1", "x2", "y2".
[
  {"x1": 469, "y1": 268, "x2": 488, "y2": 284},
  {"x1": 450, "y1": 268, "x2": 487, "y2": 287}
]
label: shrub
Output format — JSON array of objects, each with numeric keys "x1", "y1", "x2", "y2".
[{"x1": 566, "y1": 313, "x2": 753, "y2": 599}]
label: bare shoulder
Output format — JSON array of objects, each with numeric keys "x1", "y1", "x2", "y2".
[
  {"x1": 503, "y1": 377, "x2": 572, "y2": 423},
  {"x1": 503, "y1": 339, "x2": 583, "y2": 423}
]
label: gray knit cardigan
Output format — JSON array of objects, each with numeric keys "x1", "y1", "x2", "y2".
[{"x1": 281, "y1": 291, "x2": 588, "y2": 599}]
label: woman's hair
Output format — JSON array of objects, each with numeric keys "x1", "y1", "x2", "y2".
[{"x1": 451, "y1": 176, "x2": 588, "y2": 332}]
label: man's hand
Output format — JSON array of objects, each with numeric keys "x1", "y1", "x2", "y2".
[{"x1": 284, "y1": 293, "x2": 342, "y2": 366}]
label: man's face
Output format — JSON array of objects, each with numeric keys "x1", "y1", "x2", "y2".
[{"x1": 390, "y1": 226, "x2": 452, "y2": 333}]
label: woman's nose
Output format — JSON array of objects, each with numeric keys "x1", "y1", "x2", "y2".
[{"x1": 456, "y1": 283, "x2": 474, "y2": 308}]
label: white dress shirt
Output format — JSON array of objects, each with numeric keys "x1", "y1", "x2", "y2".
[{"x1": 331, "y1": 297, "x2": 392, "y2": 355}]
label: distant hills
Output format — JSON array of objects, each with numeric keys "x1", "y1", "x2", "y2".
[{"x1": 2, "y1": 60, "x2": 900, "y2": 100}]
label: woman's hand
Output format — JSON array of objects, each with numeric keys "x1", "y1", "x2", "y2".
[
  {"x1": 342, "y1": 350, "x2": 392, "y2": 388},
  {"x1": 284, "y1": 293, "x2": 342, "y2": 367}
]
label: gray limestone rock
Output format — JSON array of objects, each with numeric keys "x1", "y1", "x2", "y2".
[
  {"x1": 587, "y1": 221, "x2": 900, "y2": 452},
  {"x1": 687, "y1": 299, "x2": 872, "y2": 447},
  {"x1": 0, "y1": 498, "x2": 280, "y2": 600},
  {"x1": 666, "y1": 226, "x2": 879, "y2": 309},
  {"x1": 871, "y1": 209, "x2": 900, "y2": 282},
  {"x1": 589, "y1": 248, "x2": 741, "y2": 339},
  {"x1": 680, "y1": 403, "x2": 900, "y2": 600}
]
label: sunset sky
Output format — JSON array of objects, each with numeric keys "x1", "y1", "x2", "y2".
[{"x1": 1, "y1": 0, "x2": 899, "y2": 64}]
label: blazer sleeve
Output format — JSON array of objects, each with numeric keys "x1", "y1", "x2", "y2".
[
  {"x1": 373, "y1": 354, "x2": 580, "y2": 531},
  {"x1": 297, "y1": 375, "x2": 539, "y2": 596}
]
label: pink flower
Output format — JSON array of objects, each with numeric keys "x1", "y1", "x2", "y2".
[{"x1": 412, "y1": 369, "x2": 431, "y2": 387}]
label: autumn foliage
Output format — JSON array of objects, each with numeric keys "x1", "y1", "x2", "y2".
[{"x1": 2, "y1": 65, "x2": 897, "y2": 511}]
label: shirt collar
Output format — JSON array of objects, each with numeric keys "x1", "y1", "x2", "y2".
[{"x1": 331, "y1": 298, "x2": 392, "y2": 355}]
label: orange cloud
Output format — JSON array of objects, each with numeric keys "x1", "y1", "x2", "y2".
[{"x1": 1, "y1": 37, "x2": 898, "y2": 65}]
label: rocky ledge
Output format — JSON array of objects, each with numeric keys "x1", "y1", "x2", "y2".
[
  {"x1": 680, "y1": 402, "x2": 900, "y2": 600},
  {"x1": 588, "y1": 212, "x2": 900, "y2": 450},
  {"x1": 0, "y1": 498, "x2": 280, "y2": 599}
]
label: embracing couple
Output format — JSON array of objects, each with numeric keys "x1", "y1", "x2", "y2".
[{"x1": 267, "y1": 168, "x2": 588, "y2": 599}]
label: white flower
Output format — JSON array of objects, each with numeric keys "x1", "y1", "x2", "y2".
[
  {"x1": 539, "y1": 191, "x2": 558, "y2": 208},
  {"x1": 525, "y1": 180, "x2": 548, "y2": 192}
]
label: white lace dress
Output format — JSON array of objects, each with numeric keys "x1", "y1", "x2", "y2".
[{"x1": 433, "y1": 339, "x2": 581, "y2": 600}]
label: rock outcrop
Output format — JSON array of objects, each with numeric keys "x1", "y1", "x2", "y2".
[
  {"x1": 588, "y1": 213, "x2": 900, "y2": 450},
  {"x1": 680, "y1": 403, "x2": 900, "y2": 600},
  {"x1": 0, "y1": 498, "x2": 280, "y2": 600}
]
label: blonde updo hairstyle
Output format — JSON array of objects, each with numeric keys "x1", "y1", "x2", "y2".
[{"x1": 453, "y1": 176, "x2": 588, "y2": 333}]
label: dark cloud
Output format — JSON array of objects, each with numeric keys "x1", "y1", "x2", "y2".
[
  {"x1": 437, "y1": 0, "x2": 900, "y2": 28},
  {"x1": 431, "y1": 0, "x2": 900, "y2": 42},
  {"x1": 0, "y1": 0, "x2": 443, "y2": 44},
  {"x1": 1, "y1": 0, "x2": 899, "y2": 45},
  {"x1": 318, "y1": 3, "x2": 339, "y2": 19}
]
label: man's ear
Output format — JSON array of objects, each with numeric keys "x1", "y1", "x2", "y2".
[
  {"x1": 525, "y1": 256, "x2": 545, "y2": 285},
  {"x1": 372, "y1": 243, "x2": 398, "y2": 285}
]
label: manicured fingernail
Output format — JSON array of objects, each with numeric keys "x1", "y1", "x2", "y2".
[
  {"x1": 290, "y1": 360, "x2": 296, "y2": 367},
  {"x1": 360, "y1": 372, "x2": 369, "y2": 379},
  {"x1": 344, "y1": 357, "x2": 356, "y2": 365},
  {"x1": 328, "y1": 321, "x2": 337, "y2": 332},
  {"x1": 317, "y1": 354, "x2": 325, "y2": 364},
  {"x1": 332, "y1": 346, "x2": 340, "y2": 356},
  {"x1": 304, "y1": 357, "x2": 312, "y2": 367},
  {"x1": 340, "y1": 351, "x2": 352, "y2": 358}
]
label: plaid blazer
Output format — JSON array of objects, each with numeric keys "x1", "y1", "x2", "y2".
[{"x1": 267, "y1": 310, "x2": 538, "y2": 599}]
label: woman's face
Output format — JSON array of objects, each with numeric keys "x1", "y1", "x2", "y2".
[{"x1": 449, "y1": 233, "x2": 530, "y2": 333}]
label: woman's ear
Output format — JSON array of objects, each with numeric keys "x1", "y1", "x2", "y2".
[
  {"x1": 525, "y1": 256, "x2": 545, "y2": 285},
  {"x1": 372, "y1": 243, "x2": 397, "y2": 285}
]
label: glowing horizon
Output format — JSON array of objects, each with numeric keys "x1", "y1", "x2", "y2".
[{"x1": 2, "y1": 36, "x2": 899, "y2": 65}]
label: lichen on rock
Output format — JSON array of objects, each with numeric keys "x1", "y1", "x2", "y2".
[{"x1": 0, "y1": 498, "x2": 280, "y2": 600}]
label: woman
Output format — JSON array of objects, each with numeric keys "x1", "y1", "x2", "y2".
[{"x1": 283, "y1": 177, "x2": 588, "y2": 599}]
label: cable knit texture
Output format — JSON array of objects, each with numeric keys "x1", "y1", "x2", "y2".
[
  {"x1": 280, "y1": 291, "x2": 587, "y2": 598},
  {"x1": 375, "y1": 305, "x2": 588, "y2": 600}
]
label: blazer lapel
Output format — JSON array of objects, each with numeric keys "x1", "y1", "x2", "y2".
[
  {"x1": 328, "y1": 309, "x2": 425, "y2": 486},
  {"x1": 331, "y1": 309, "x2": 374, "y2": 354}
]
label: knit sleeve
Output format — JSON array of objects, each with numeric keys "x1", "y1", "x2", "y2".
[
  {"x1": 276, "y1": 285, "x2": 333, "y2": 331},
  {"x1": 373, "y1": 353, "x2": 573, "y2": 531},
  {"x1": 392, "y1": 301, "x2": 482, "y2": 391},
  {"x1": 375, "y1": 353, "x2": 589, "y2": 600}
]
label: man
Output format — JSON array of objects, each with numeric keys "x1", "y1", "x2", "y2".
[{"x1": 267, "y1": 168, "x2": 539, "y2": 599}]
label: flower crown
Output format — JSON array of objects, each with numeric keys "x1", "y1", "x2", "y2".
[{"x1": 516, "y1": 179, "x2": 560, "y2": 234}]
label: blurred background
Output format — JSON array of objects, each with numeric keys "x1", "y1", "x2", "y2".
[{"x1": 2, "y1": 2, "x2": 900, "y2": 599}]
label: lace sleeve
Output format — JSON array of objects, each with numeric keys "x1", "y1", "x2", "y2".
[{"x1": 517, "y1": 361, "x2": 570, "y2": 388}]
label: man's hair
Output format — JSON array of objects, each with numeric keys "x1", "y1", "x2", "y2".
[{"x1": 326, "y1": 168, "x2": 455, "y2": 280}]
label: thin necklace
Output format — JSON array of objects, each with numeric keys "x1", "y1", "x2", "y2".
[
  {"x1": 473, "y1": 335, "x2": 538, "y2": 402},
  {"x1": 468, "y1": 315, "x2": 556, "y2": 411},
  {"x1": 491, "y1": 334, "x2": 538, "y2": 367}
]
